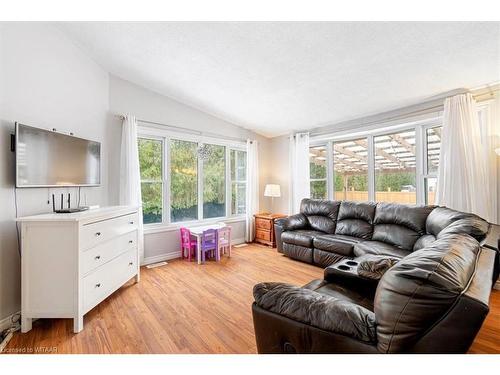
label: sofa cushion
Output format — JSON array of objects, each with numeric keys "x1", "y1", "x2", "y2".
[
  {"x1": 313, "y1": 234, "x2": 360, "y2": 256},
  {"x1": 335, "y1": 201, "x2": 376, "y2": 239},
  {"x1": 426, "y1": 207, "x2": 489, "y2": 242},
  {"x1": 353, "y1": 240, "x2": 410, "y2": 259},
  {"x1": 282, "y1": 243, "x2": 314, "y2": 263},
  {"x1": 374, "y1": 234, "x2": 480, "y2": 353},
  {"x1": 300, "y1": 199, "x2": 341, "y2": 234},
  {"x1": 372, "y1": 203, "x2": 434, "y2": 251},
  {"x1": 413, "y1": 234, "x2": 436, "y2": 251},
  {"x1": 281, "y1": 229, "x2": 324, "y2": 247}
]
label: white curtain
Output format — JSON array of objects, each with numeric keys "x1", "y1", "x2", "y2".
[
  {"x1": 246, "y1": 139, "x2": 259, "y2": 242},
  {"x1": 289, "y1": 132, "x2": 310, "y2": 214},
  {"x1": 436, "y1": 93, "x2": 495, "y2": 222},
  {"x1": 120, "y1": 114, "x2": 144, "y2": 261}
]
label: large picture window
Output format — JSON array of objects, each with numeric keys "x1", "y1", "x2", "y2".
[
  {"x1": 309, "y1": 116, "x2": 442, "y2": 206},
  {"x1": 138, "y1": 138, "x2": 163, "y2": 224},
  {"x1": 138, "y1": 131, "x2": 246, "y2": 226}
]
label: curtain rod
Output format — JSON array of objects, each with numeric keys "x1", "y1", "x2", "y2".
[{"x1": 116, "y1": 115, "x2": 248, "y2": 143}]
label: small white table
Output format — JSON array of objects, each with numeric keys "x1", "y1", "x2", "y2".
[{"x1": 185, "y1": 223, "x2": 227, "y2": 264}]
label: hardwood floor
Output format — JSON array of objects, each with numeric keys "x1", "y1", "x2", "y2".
[{"x1": 4, "y1": 244, "x2": 500, "y2": 354}]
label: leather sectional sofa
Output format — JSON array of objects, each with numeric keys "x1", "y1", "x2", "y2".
[{"x1": 252, "y1": 199, "x2": 499, "y2": 353}]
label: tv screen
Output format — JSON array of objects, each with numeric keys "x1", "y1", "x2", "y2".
[{"x1": 15, "y1": 123, "x2": 101, "y2": 187}]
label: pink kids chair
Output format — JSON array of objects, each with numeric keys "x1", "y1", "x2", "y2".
[
  {"x1": 180, "y1": 227, "x2": 197, "y2": 262},
  {"x1": 217, "y1": 226, "x2": 232, "y2": 258}
]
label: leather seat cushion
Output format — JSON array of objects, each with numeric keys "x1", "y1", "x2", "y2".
[
  {"x1": 281, "y1": 230, "x2": 324, "y2": 247},
  {"x1": 282, "y1": 243, "x2": 314, "y2": 263},
  {"x1": 313, "y1": 250, "x2": 347, "y2": 268},
  {"x1": 313, "y1": 234, "x2": 360, "y2": 256},
  {"x1": 303, "y1": 279, "x2": 375, "y2": 311},
  {"x1": 353, "y1": 241, "x2": 410, "y2": 259}
]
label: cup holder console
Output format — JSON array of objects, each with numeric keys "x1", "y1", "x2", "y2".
[
  {"x1": 331, "y1": 259, "x2": 360, "y2": 277},
  {"x1": 337, "y1": 264, "x2": 351, "y2": 271},
  {"x1": 346, "y1": 261, "x2": 358, "y2": 266}
]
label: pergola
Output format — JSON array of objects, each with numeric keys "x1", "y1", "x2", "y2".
[{"x1": 310, "y1": 128, "x2": 441, "y2": 176}]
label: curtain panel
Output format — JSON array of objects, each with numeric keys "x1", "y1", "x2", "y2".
[
  {"x1": 289, "y1": 132, "x2": 310, "y2": 214},
  {"x1": 120, "y1": 114, "x2": 145, "y2": 261},
  {"x1": 245, "y1": 139, "x2": 260, "y2": 242}
]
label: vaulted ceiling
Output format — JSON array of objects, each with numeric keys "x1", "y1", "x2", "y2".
[{"x1": 58, "y1": 22, "x2": 500, "y2": 137}]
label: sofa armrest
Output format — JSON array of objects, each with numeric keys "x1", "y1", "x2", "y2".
[
  {"x1": 277, "y1": 213, "x2": 309, "y2": 231},
  {"x1": 253, "y1": 282, "x2": 377, "y2": 343}
]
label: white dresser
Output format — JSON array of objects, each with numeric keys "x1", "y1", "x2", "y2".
[{"x1": 17, "y1": 206, "x2": 140, "y2": 333}]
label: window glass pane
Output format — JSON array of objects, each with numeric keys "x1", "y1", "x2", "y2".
[
  {"x1": 203, "y1": 144, "x2": 226, "y2": 218},
  {"x1": 333, "y1": 138, "x2": 368, "y2": 201},
  {"x1": 374, "y1": 130, "x2": 416, "y2": 204},
  {"x1": 141, "y1": 182, "x2": 163, "y2": 224},
  {"x1": 425, "y1": 177, "x2": 437, "y2": 205},
  {"x1": 231, "y1": 150, "x2": 247, "y2": 215},
  {"x1": 138, "y1": 138, "x2": 163, "y2": 180},
  {"x1": 309, "y1": 146, "x2": 327, "y2": 179},
  {"x1": 170, "y1": 139, "x2": 198, "y2": 222},
  {"x1": 138, "y1": 138, "x2": 163, "y2": 224},
  {"x1": 426, "y1": 127, "x2": 442, "y2": 175},
  {"x1": 310, "y1": 180, "x2": 327, "y2": 199}
]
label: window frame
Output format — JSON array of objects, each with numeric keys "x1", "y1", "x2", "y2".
[
  {"x1": 309, "y1": 115, "x2": 443, "y2": 205},
  {"x1": 138, "y1": 125, "x2": 247, "y2": 232},
  {"x1": 309, "y1": 145, "x2": 328, "y2": 199},
  {"x1": 230, "y1": 149, "x2": 248, "y2": 215}
]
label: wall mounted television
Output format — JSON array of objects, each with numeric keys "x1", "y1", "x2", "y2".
[{"x1": 15, "y1": 122, "x2": 101, "y2": 188}]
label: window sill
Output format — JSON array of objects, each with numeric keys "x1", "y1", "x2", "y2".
[{"x1": 143, "y1": 215, "x2": 247, "y2": 235}]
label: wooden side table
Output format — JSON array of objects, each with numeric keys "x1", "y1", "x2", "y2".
[{"x1": 254, "y1": 213, "x2": 287, "y2": 247}]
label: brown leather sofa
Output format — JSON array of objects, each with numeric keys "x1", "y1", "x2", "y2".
[{"x1": 252, "y1": 199, "x2": 499, "y2": 353}]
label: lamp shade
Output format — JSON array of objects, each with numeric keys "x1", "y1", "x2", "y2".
[{"x1": 264, "y1": 184, "x2": 281, "y2": 198}]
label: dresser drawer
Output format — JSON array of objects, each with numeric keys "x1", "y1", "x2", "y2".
[
  {"x1": 256, "y1": 218, "x2": 272, "y2": 230},
  {"x1": 82, "y1": 231, "x2": 137, "y2": 275},
  {"x1": 83, "y1": 248, "x2": 137, "y2": 313},
  {"x1": 81, "y1": 213, "x2": 138, "y2": 250},
  {"x1": 256, "y1": 229, "x2": 272, "y2": 242}
]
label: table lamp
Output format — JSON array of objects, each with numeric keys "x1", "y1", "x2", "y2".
[{"x1": 264, "y1": 184, "x2": 281, "y2": 212}]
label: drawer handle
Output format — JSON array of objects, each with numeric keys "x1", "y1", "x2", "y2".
[
  {"x1": 129, "y1": 221, "x2": 134, "y2": 225},
  {"x1": 128, "y1": 240, "x2": 133, "y2": 244},
  {"x1": 95, "y1": 255, "x2": 101, "y2": 260},
  {"x1": 129, "y1": 262, "x2": 134, "y2": 266},
  {"x1": 95, "y1": 283, "x2": 101, "y2": 288},
  {"x1": 95, "y1": 232, "x2": 101, "y2": 237}
]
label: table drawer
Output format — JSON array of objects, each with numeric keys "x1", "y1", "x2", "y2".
[
  {"x1": 82, "y1": 231, "x2": 137, "y2": 275},
  {"x1": 256, "y1": 229, "x2": 271, "y2": 242},
  {"x1": 81, "y1": 213, "x2": 138, "y2": 250},
  {"x1": 83, "y1": 248, "x2": 137, "y2": 313},
  {"x1": 256, "y1": 218, "x2": 272, "y2": 230}
]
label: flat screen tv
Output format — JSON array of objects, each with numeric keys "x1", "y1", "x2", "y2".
[{"x1": 15, "y1": 123, "x2": 101, "y2": 188}]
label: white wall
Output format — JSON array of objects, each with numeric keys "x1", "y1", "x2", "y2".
[
  {"x1": 0, "y1": 24, "x2": 110, "y2": 322},
  {"x1": 108, "y1": 76, "x2": 269, "y2": 261}
]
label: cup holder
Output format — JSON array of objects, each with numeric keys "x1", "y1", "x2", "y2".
[
  {"x1": 337, "y1": 265, "x2": 351, "y2": 271},
  {"x1": 346, "y1": 261, "x2": 358, "y2": 266}
]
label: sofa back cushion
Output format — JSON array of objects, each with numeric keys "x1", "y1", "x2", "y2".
[
  {"x1": 300, "y1": 199, "x2": 341, "y2": 234},
  {"x1": 335, "y1": 201, "x2": 376, "y2": 239},
  {"x1": 374, "y1": 234, "x2": 480, "y2": 353},
  {"x1": 372, "y1": 203, "x2": 434, "y2": 251},
  {"x1": 426, "y1": 207, "x2": 489, "y2": 242}
]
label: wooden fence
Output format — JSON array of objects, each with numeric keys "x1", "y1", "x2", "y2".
[{"x1": 333, "y1": 191, "x2": 436, "y2": 204}]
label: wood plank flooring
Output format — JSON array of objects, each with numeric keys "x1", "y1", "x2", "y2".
[{"x1": 4, "y1": 244, "x2": 500, "y2": 354}]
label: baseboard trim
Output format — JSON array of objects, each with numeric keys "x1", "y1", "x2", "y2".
[
  {"x1": 0, "y1": 311, "x2": 20, "y2": 332},
  {"x1": 141, "y1": 238, "x2": 246, "y2": 266}
]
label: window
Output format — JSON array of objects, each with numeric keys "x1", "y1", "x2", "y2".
[
  {"x1": 424, "y1": 126, "x2": 442, "y2": 205},
  {"x1": 309, "y1": 145, "x2": 327, "y2": 199},
  {"x1": 170, "y1": 139, "x2": 198, "y2": 222},
  {"x1": 333, "y1": 138, "x2": 368, "y2": 201},
  {"x1": 374, "y1": 130, "x2": 417, "y2": 204},
  {"x1": 231, "y1": 149, "x2": 247, "y2": 214},
  {"x1": 138, "y1": 130, "x2": 247, "y2": 226},
  {"x1": 203, "y1": 144, "x2": 226, "y2": 219},
  {"x1": 138, "y1": 138, "x2": 163, "y2": 224}
]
